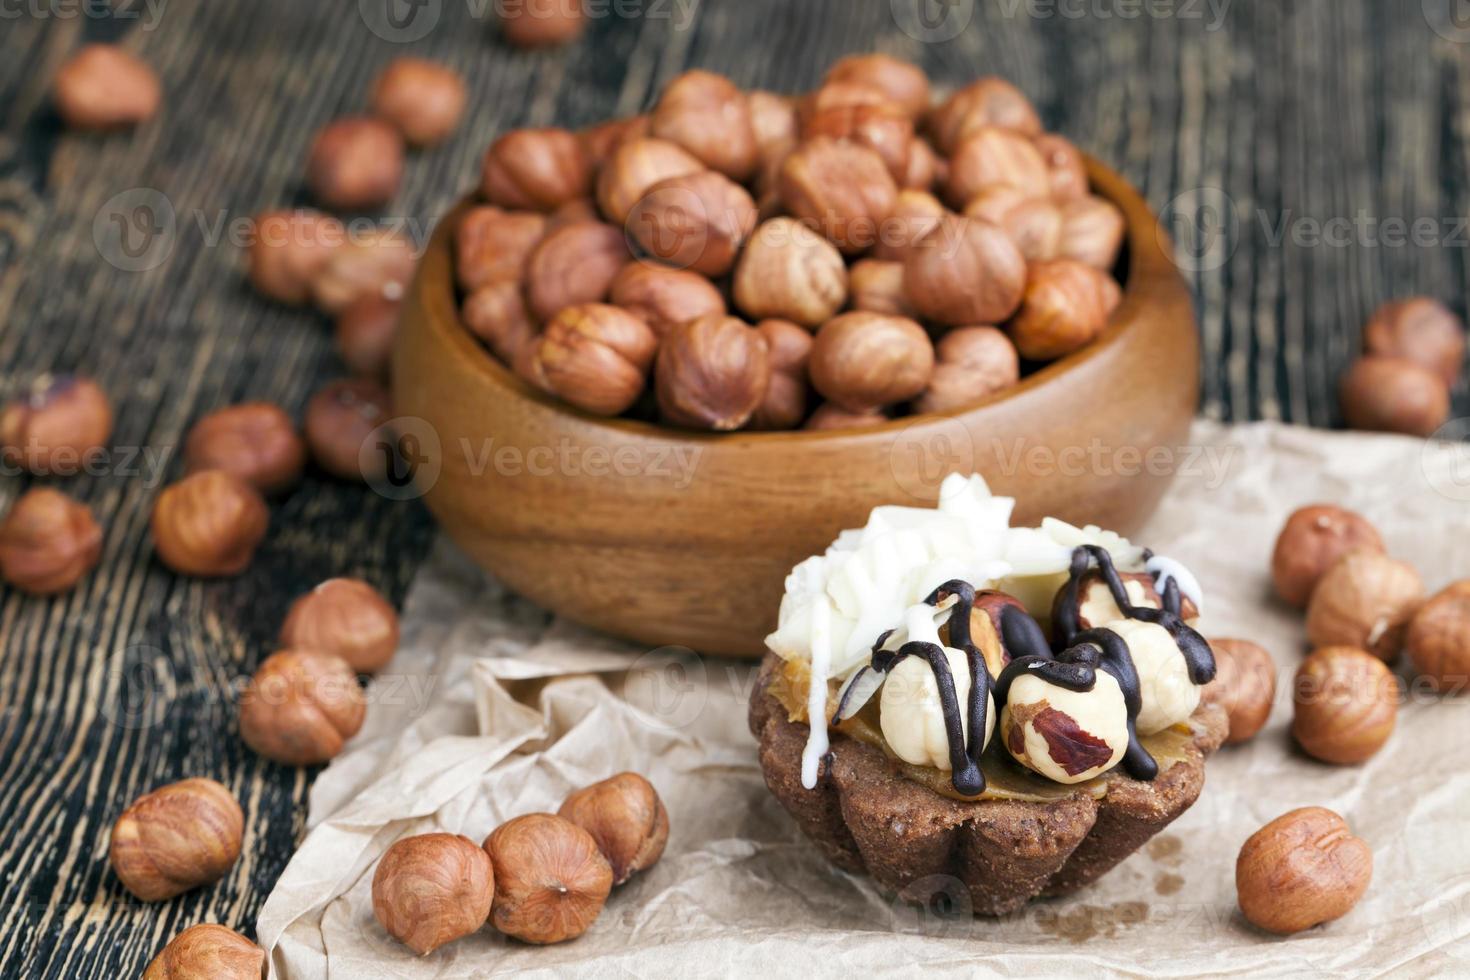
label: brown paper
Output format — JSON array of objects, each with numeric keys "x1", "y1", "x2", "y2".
[{"x1": 256, "y1": 422, "x2": 1470, "y2": 977}]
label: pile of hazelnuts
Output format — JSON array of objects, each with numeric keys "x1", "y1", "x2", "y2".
[
  {"x1": 457, "y1": 56, "x2": 1127, "y2": 432},
  {"x1": 1338, "y1": 297, "x2": 1465, "y2": 439}
]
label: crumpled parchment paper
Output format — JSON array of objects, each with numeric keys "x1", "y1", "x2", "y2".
[{"x1": 256, "y1": 421, "x2": 1470, "y2": 978}]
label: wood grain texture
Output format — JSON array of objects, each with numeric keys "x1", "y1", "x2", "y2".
[{"x1": 1, "y1": 1, "x2": 1466, "y2": 975}]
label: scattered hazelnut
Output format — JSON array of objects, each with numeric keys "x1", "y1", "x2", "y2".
[
  {"x1": 750, "y1": 319, "x2": 813, "y2": 431},
  {"x1": 1202, "y1": 638, "x2": 1277, "y2": 745},
  {"x1": 0, "y1": 488, "x2": 102, "y2": 595},
  {"x1": 626, "y1": 170, "x2": 758, "y2": 278},
  {"x1": 929, "y1": 76, "x2": 1042, "y2": 154},
  {"x1": 499, "y1": 0, "x2": 586, "y2": 48},
  {"x1": 1292, "y1": 646, "x2": 1398, "y2": 764},
  {"x1": 1405, "y1": 582, "x2": 1470, "y2": 692},
  {"x1": 280, "y1": 578, "x2": 400, "y2": 675},
  {"x1": 247, "y1": 209, "x2": 345, "y2": 306},
  {"x1": 142, "y1": 924, "x2": 264, "y2": 980},
  {"x1": 151, "y1": 471, "x2": 269, "y2": 577},
  {"x1": 335, "y1": 294, "x2": 401, "y2": 380},
  {"x1": 824, "y1": 54, "x2": 931, "y2": 119},
  {"x1": 372, "y1": 833, "x2": 494, "y2": 956},
  {"x1": 848, "y1": 258, "x2": 918, "y2": 319},
  {"x1": 747, "y1": 91, "x2": 799, "y2": 166},
  {"x1": 238, "y1": 649, "x2": 366, "y2": 766},
  {"x1": 370, "y1": 58, "x2": 465, "y2": 147},
  {"x1": 650, "y1": 69, "x2": 758, "y2": 181},
  {"x1": 902, "y1": 137, "x2": 941, "y2": 190},
  {"x1": 733, "y1": 217, "x2": 849, "y2": 327},
  {"x1": 871, "y1": 189, "x2": 945, "y2": 262},
  {"x1": 524, "y1": 221, "x2": 630, "y2": 323},
  {"x1": 779, "y1": 137, "x2": 898, "y2": 254},
  {"x1": 463, "y1": 281, "x2": 537, "y2": 364},
  {"x1": 481, "y1": 128, "x2": 594, "y2": 213},
  {"x1": 109, "y1": 778, "x2": 243, "y2": 902},
  {"x1": 557, "y1": 772, "x2": 669, "y2": 885},
  {"x1": 1007, "y1": 259, "x2": 1121, "y2": 361},
  {"x1": 655, "y1": 315, "x2": 771, "y2": 430},
  {"x1": 810, "y1": 312, "x2": 933, "y2": 413},
  {"x1": 304, "y1": 378, "x2": 392, "y2": 482},
  {"x1": 53, "y1": 44, "x2": 160, "y2": 130},
  {"x1": 1033, "y1": 133, "x2": 1089, "y2": 200},
  {"x1": 454, "y1": 207, "x2": 548, "y2": 292},
  {"x1": 1339, "y1": 356, "x2": 1451, "y2": 438},
  {"x1": 803, "y1": 102, "x2": 915, "y2": 182},
  {"x1": 595, "y1": 137, "x2": 705, "y2": 226},
  {"x1": 1236, "y1": 807, "x2": 1372, "y2": 935},
  {"x1": 609, "y1": 262, "x2": 726, "y2": 338},
  {"x1": 804, "y1": 403, "x2": 886, "y2": 430},
  {"x1": 904, "y1": 213, "x2": 1026, "y2": 326},
  {"x1": 306, "y1": 116, "x2": 405, "y2": 211},
  {"x1": 914, "y1": 325, "x2": 1020, "y2": 415},
  {"x1": 945, "y1": 125, "x2": 1051, "y2": 207},
  {"x1": 1058, "y1": 195, "x2": 1126, "y2": 270},
  {"x1": 310, "y1": 228, "x2": 416, "y2": 316},
  {"x1": 1270, "y1": 504, "x2": 1385, "y2": 608},
  {"x1": 1363, "y1": 297, "x2": 1465, "y2": 386},
  {"x1": 184, "y1": 403, "x2": 306, "y2": 495},
  {"x1": 483, "y1": 813, "x2": 613, "y2": 944},
  {"x1": 1, "y1": 375, "x2": 113, "y2": 476},
  {"x1": 1305, "y1": 550, "x2": 1425, "y2": 660},
  {"x1": 535, "y1": 304, "x2": 658, "y2": 416}
]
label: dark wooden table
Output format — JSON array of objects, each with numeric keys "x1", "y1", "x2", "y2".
[{"x1": 2, "y1": 1, "x2": 1466, "y2": 975}]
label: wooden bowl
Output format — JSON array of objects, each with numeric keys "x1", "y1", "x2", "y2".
[{"x1": 392, "y1": 157, "x2": 1197, "y2": 659}]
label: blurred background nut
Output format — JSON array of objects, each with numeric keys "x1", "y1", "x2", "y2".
[
  {"x1": 1339, "y1": 356, "x2": 1450, "y2": 438},
  {"x1": 306, "y1": 116, "x2": 405, "y2": 211},
  {"x1": 483, "y1": 813, "x2": 613, "y2": 944},
  {"x1": 810, "y1": 312, "x2": 933, "y2": 413},
  {"x1": 462, "y1": 281, "x2": 537, "y2": 365},
  {"x1": 778, "y1": 137, "x2": 898, "y2": 255},
  {"x1": 1202, "y1": 638, "x2": 1278, "y2": 745},
  {"x1": 626, "y1": 171, "x2": 758, "y2": 278},
  {"x1": 370, "y1": 58, "x2": 465, "y2": 147},
  {"x1": 655, "y1": 315, "x2": 771, "y2": 431},
  {"x1": 53, "y1": 44, "x2": 160, "y2": 130},
  {"x1": 1304, "y1": 550, "x2": 1424, "y2": 660},
  {"x1": 142, "y1": 924, "x2": 263, "y2": 980},
  {"x1": 824, "y1": 54, "x2": 931, "y2": 119},
  {"x1": 524, "y1": 221, "x2": 630, "y2": 323},
  {"x1": 929, "y1": 76, "x2": 1042, "y2": 154},
  {"x1": 1034, "y1": 133, "x2": 1089, "y2": 200},
  {"x1": 335, "y1": 294, "x2": 401, "y2": 380},
  {"x1": 304, "y1": 378, "x2": 393, "y2": 482},
  {"x1": 109, "y1": 778, "x2": 243, "y2": 902},
  {"x1": 904, "y1": 214, "x2": 1026, "y2": 327},
  {"x1": 804, "y1": 403, "x2": 886, "y2": 430},
  {"x1": 536, "y1": 304, "x2": 658, "y2": 417},
  {"x1": 548, "y1": 197, "x2": 601, "y2": 230},
  {"x1": 1362, "y1": 297, "x2": 1465, "y2": 387},
  {"x1": 1008, "y1": 259, "x2": 1122, "y2": 361},
  {"x1": 480, "y1": 128, "x2": 594, "y2": 212},
  {"x1": 151, "y1": 471, "x2": 268, "y2": 577},
  {"x1": 557, "y1": 772, "x2": 669, "y2": 885},
  {"x1": 747, "y1": 91, "x2": 799, "y2": 166},
  {"x1": 280, "y1": 578, "x2": 400, "y2": 675},
  {"x1": 499, "y1": 0, "x2": 586, "y2": 47},
  {"x1": 238, "y1": 649, "x2": 366, "y2": 766},
  {"x1": 650, "y1": 70, "x2": 758, "y2": 181},
  {"x1": 0, "y1": 489, "x2": 102, "y2": 596},
  {"x1": 1292, "y1": 646, "x2": 1398, "y2": 764},
  {"x1": 871, "y1": 189, "x2": 945, "y2": 262},
  {"x1": 248, "y1": 209, "x2": 346, "y2": 306},
  {"x1": 595, "y1": 137, "x2": 705, "y2": 226},
  {"x1": 902, "y1": 137, "x2": 941, "y2": 191},
  {"x1": 1058, "y1": 195, "x2": 1126, "y2": 269},
  {"x1": 1270, "y1": 504, "x2": 1385, "y2": 608},
  {"x1": 1236, "y1": 807, "x2": 1372, "y2": 935},
  {"x1": 454, "y1": 207, "x2": 548, "y2": 292},
  {"x1": 309, "y1": 229, "x2": 416, "y2": 316},
  {"x1": 847, "y1": 259, "x2": 917, "y2": 319},
  {"x1": 734, "y1": 217, "x2": 849, "y2": 327},
  {"x1": 945, "y1": 125, "x2": 1050, "y2": 207},
  {"x1": 749, "y1": 319, "x2": 813, "y2": 431},
  {"x1": 1405, "y1": 582, "x2": 1470, "y2": 692},
  {"x1": 975, "y1": 193, "x2": 1064, "y2": 263},
  {"x1": 802, "y1": 102, "x2": 915, "y2": 183},
  {"x1": 914, "y1": 326, "x2": 1019, "y2": 415},
  {"x1": 372, "y1": 833, "x2": 494, "y2": 956},
  {"x1": 1, "y1": 375, "x2": 113, "y2": 476},
  {"x1": 800, "y1": 80, "x2": 891, "y2": 122},
  {"x1": 609, "y1": 263, "x2": 726, "y2": 339},
  {"x1": 184, "y1": 403, "x2": 306, "y2": 495},
  {"x1": 579, "y1": 116, "x2": 648, "y2": 167}
]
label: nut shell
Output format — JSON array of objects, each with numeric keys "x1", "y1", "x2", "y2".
[
  {"x1": 1405, "y1": 582, "x2": 1470, "y2": 692},
  {"x1": 184, "y1": 403, "x2": 306, "y2": 495},
  {"x1": 904, "y1": 214, "x2": 1026, "y2": 327},
  {"x1": 53, "y1": 44, "x2": 160, "y2": 130},
  {"x1": 1034, "y1": 133, "x2": 1089, "y2": 200},
  {"x1": 609, "y1": 262, "x2": 727, "y2": 339},
  {"x1": 1008, "y1": 259, "x2": 1120, "y2": 361},
  {"x1": 454, "y1": 207, "x2": 548, "y2": 292},
  {"x1": 143, "y1": 924, "x2": 264, "y2": 980},
  {"x1": 481, "y1": 128, "x2": 594, "y2": 212},
  {"x1": 804, "y1": 403, "x2": 886, "y2": 430},
  {"x1": 1202, "y1": 638, "x2": 1277, "y2": 745},
  {"x1": 536, "y1": 304, "x2": 659, "y2": 416},
  {"x1": 463, "y1": 281, "x2": 537, "y2": 365},
  {"x1": 498, "y1": 0, "x2": 585, "y2": 47},
  {"x1": 309, "y1": 229, "x2": 416, "y2": 316},
  {"x1": 1236, "y1": 807, "x2": 1372, "y2": 935},
  {"x1": 1059, "y1": 195, "x2": 1126, "y2": 270},
  {"x1": 803, "y1": 102, "x2": 915, "y2": 182},
  {"x1": 1, "y1": 375, "x2": 113, "y2": 476},
  {"x1": 749, "y1": 319, "x2": 813, "y2": 431},
  {"x1": 151, "y1": 471, "x2": 269, "y2": 577},
  {"x1": 0, "y1": 488, "x2": 102, "y2": 595},
  {"x1": 809, "y1": 312, "x2": 933, "y2": 413},
  {"x1": 557, "y1": 772, "x2": 669, "y2": 884},
  {"x1": 109, "y1": 778, "x2": 244, "y2": 902},
  {"x1": 1292, "y1": 646, "x2": 1398, "y2": 764},
  {"x1": 524, "y1": 221, "x2": 630, "y2": 323},
  {"x1": 335, "y1": 294, "x2": 401, "y2": 381},
  {"x1": 1339, "y1": 356, "x2": 1451, "y2": 438},
  {"x1": 595, "y1": 137, "x2": 705, "y2": 226},
  {"x1": 247, "y1": 209, "x2": 345, "y2": 306},
  {"x1": 655, "y1": 315, "x2": 771, "y2": 431},
  {"x1": 847, "y1": 259, "x2": 917, "y2": 319},
  {"x1": 1304, "y1": 550, "x2": 1424, "y2": 660},
  {"x1": 1270, "y1": 504, "x2": 1385, "y2": 608},
  {"x1": 779, "y1": 138, "x2": 898, "y2": 255},
  {"x1": 238, "y1": 649, "x2": 366, "y2": 766},
  {"x1": 872, "y1": 189, "x2": 945, "y2": 262},
  {"x1": 650, "y1": 70, "x2": 758, "y2": 181},
  {"x1": 280, "y1": 578, "x2": 400, "y2": 675},
  {"x1": 626, "y1": 171, "x2": 758, "y2": 278},
  {"x1": 929, "y1": 76, "x2": 1042, "y2": 154},
  {"x1": 1363, "y1": 297, "x2": 1465, "y2": 387},
  {"x1": 372, "y1": 833, "x2": 495, "y2": 956},
  {"x1": 733, "y1": 217, "x2": 849, "y2": 327},
  {"x1": 304, "y1": 378, "x2": 392, "y2": 482},
  {"x1": 945, "y1": 126, "x2": 1051, "y2": 207},
  {"x1": 484, "y1": 813, "x2": 614, "y2": 944},
  {"x1": 371, "y1": 58, "x2": 465, "y2": 147},
  {"x1": 914, "y1": 326, "x2": 1020, "y2": 415},
  {"x1": 306, "y1": 116, "x2": 405, "y2": 211},
  {"x1": 824, "y1": 54, "x2": 931, "y2": 119}
]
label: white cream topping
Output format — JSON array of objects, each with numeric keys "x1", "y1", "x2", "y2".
[
  {"x1": 1145, "y1": 555, "x2": 1205, "y2": 616},
  {"x1": 799, "y1": 595, "x2": 833, "y2": 790}
]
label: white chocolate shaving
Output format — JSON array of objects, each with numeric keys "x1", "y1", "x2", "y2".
[
  {"x1": 799, "y1": 596, "x2": 833, "y2": 790},
  {"x1": 1146, "y1": 555, "x2": 1205, "y2": 616}
]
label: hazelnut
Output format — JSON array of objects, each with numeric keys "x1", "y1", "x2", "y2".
[
  {"x1": 483, "y1": 813, "x2": 613, "y2": 944},
  {"x1": 626, "y1": 170, "x2": 758, "y2": 278},
  {"x1": 871, "y1": 189, "x2": 945, "y2": 262},
  {"x1": 53, "y1": 44, "x2": 160, "y2": 130},
  {"x1": 904, "y1": 214, "x2": 1026, "y2": 326},
  {"x1": 595, "y1": 137, "x2": 705, "y2": 226},
  {"x1": 1034, "y1": 133, "x2": 1089, "y2": 200},
  {"x1": 454, "y1": 207, "x2": 548, "y2": 292},
  {"x1": 512, "y1": 336, "x2": 554, "y2": 394},
  {"x1": 579, "y1": 116, "x2": 649, "y2": 167},
  {"x1": 1008, "y1": 259, "x2": 1121, "y2": 361},
  {"x1": 335, "y1": 294, "x2": 401, "y2": 380},
  {"x1": 969, "y1": 192, "x2": 1065, "y2": 262},
  {"x1": 524, "y1": 221, "x2": 630, "y2": 323},
  {"x1": 1058, "y1": 195, "x2": 1126, "y2": 270},
  {"x1": 1236, "y1": 807, "x2": 1372, "y2": 935},
  {"x1": 1363, "y1": 297, "x2": 1466, "y2": 386},
  {"x1": 803, "y1": 102, "x2": 915, "y2": 182},
  {"x1": 1305, "y1": 550, "x2": 1425, "y2": 660},
  {"x1": 655, "y1": 315, "x2": 771, "y2": 430},
  {"x1": 1000, "y1": 667, "x2": 1128, "y2": 783},
  {"x1": 247, "y1": 209, "x2": 345, "y2": 306},
  {"x1": 370, "y1": 58, "x2": 465, "y2": 147},
  {"x1": 750, "y1": 319, "x2": 813, "y2": 431},
  {"x1": 0, "y1": 489, "x2": 102, "y2": 596},
  {"x1": 184, "y1": 403, "x2": 306, "y2": 495},
  {"x1": 747, "y1": 91, "x2": 799, "y2": 165},
  {"x1": 280, "y1": 578, "x2": 400, "y2": 675},
  {"x1": 801, "y1": 80, "x2": 892, "y2": 122},
  {"x1": 548, "y1": 197, "x2": 602, "y2": 230},
  {"x1": 824, "y1": 54, "x2": 931, "y2": 119},
  {"x1": 463, "y1": 281, "x2": 537, "y2": 364},
  {"x1": 151, "y1": 471, "x2": 268, "y2": 577},
  {"x1": 143, "y1": 924, "x2": 264, "y2": 980},
  {"x1": 901, "y1": 137, "x2": 942, "y2": 191},
  {"x1": 609, "y1": 262, "x2": 726, "y2": 338},
  {"x1": 929, "y1": 76, "x2": 1042, "y2": 155},
  {"x1": 557, "y1": 772, "x2": 669, "y2": 885},
  {"x1": 481, "y1": 128, "x2": 594, "y2": 213},
  {"x1": 1339, "y1": 356, "x2": 1451, "y2": 438},
  {"x1": 804, "y1": 403, "x2": 887, "y2": 430},
  {"x1": 1202, "y1": 638, "x2": 1277, "y2": 745},
  {"x1": 1270, "y1": 504, "x2": 1385, "y2": 608},
  {"x1": 535, "y1": 304, "x2": 658, "y2": 416},
  {"x1": 1, "y1": 375, "x2": 113, "y2": 476},
  {"x1": 238, "y1": 649, "x2": 366, "y2": 766},
  {"x1": 733, "y1": 217, "x2": 849, "y2": 327},
  {"x1": 848, "y1": 259, "x2": 918, "y2": 319},
  {"x1": 304, "y1": 378, "x2": 392, "y2": 482},
  {"x1": 310, "y1": 228, "x2": 416, "y2": 315},
  {"x1": 109, "y1": 778, "x2": 243, "y2": 902},
  {"x1": 372, "y1": 833, "x2": 494, "y2": 955},
  {"x1": 914, "y1": 325, "x2": 1020, "y2": 415},
  {"x1": 1057, "y1": 569, "x2": 1198, "y2": 633},
  {"x1": 779, "y1": 138, "x2": 898, "y2": 255},
  {"x1": 650, "y1": 69, "x2": 758, "y2": 181},
  {"x1": 499, "y1": 0, "x2": 586, "y2": 47},
  {"x1": 1405, "y1": 582, "x2": 1470, "y2": 692},
  {"x1": 810, "y1": 312, "x2": 933, "y2": 412},
  {"x1": 1292, "y1": 646, "x2": 1398, "y2": 764},
  {"x1": 306, "y1": 116, "x2": 405, "y2": 211},
  {"x1": 945, "y1": 126, "x2": 1051, "y2": 207}
]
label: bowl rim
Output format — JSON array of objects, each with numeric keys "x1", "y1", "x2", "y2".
[{"x1": 419, "y1": 153, "x2": 1171, "y2": 446}]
